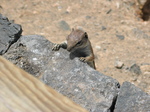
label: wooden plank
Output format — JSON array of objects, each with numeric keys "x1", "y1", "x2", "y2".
[{"x1": 0, "y1": 56, "x2": 88, "y2": 112}]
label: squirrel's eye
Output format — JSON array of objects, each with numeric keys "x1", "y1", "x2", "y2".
[{"x1": 77, "y1": 41, "x2": 81, "y2": 45}]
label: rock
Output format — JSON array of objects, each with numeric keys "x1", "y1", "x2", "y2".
[
  {"x1": 114, "y1": 82, "x2": 150, "y2": 112},
  {"x1": 106, "y1": 9, "x2": 112, "y2": 14},
  {"x1": 85, "y1": 16, "x2": 91, "y2": 19},
  {"x1": 129, "y1": 64, "x2": 141, "y2": 75},
  {"x1": 95, "y1": 45, "x2": 101, "y2": 50},
  {"x1": 3, "y1": 35, "x2": 52, "y2": 76},
  {"x1": 3, "y1": 35, "x2": 120, "y2": 112},
  {"x1": 116, "y1": 35, "x2": 125, "y2": 40},
  {"x1": 132, "y1": 28, "x2": 150, "y2": 39},
  {"x1": 101, "y1": 26, "x2": 106, "y2": 31},
  {"x1": 58, "y1": 20, "x2": 71, "y2": 31},
  {"x1": 0, "y1": 14, "x2": 22, "y2": 55},
  {"x1": 115, "y1": 61, "x2": 124, "y2": 69},
  {"x1": 40, "y1": 56, "x2": 120, "y2": 112}
]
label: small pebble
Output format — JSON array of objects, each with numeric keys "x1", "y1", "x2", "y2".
[
  {"x1": 85, "y1": 16, "x2": 91, "y2": 19},
  {"x1": 115, "y1": 61, "x2": 124, "y2": 69},
  {"x1": 106, "y1": 9, "x2": 112, "y2": 14},
  {"x1": 95, "y1": 46, "x2": 101, "y2": 50},
  {"x1": 101, "y1": 26, "x2": 106, "y2": 31},
  {"x1": 116, "y1": 35, "x2": 125, "y2": 40}
]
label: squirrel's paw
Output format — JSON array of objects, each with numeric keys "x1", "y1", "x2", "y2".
[
  {"x1": 79, "y1": 57, "x2": 87, "y2": 63},
  {"x1": 52, "y1": 44, "x2": 60, "y2": 51}
]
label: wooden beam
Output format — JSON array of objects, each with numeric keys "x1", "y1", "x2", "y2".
[{"x1": 0, "y1": 56, "x2": 88, "y2": 112}]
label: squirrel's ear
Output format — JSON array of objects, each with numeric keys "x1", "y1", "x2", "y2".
[
  {"x1": 84, "y1": 32, "x2": 88, "y2": 38},
  {"x1": 72, "y1": 28, "x2": 74, "y2": 31}
]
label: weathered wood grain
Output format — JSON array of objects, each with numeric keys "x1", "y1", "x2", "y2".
[{"x1": 0, "y1": 56, "x2": 88, "y2": 112}]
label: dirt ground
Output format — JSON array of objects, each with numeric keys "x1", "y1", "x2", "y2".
[{"x1": 1, "y1": 0, "x2": 150, "y2": 94}]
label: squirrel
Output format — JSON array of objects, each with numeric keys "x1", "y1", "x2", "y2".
[{"x1": 52, "y1": 28, "x2": 96, "y2": 69}]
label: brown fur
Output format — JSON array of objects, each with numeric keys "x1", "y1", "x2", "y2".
[{"x1": 68, "y1": 29, "x2": 96, "y2": 69}]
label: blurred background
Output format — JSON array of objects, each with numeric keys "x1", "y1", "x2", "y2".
[{"x1": 1, "y1": 0, "x2": 150, "y2": 94}]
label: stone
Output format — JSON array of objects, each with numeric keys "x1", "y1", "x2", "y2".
[
  {"x1": 3, "y1": 35, "x2": 52, "y2": 76},
  {"x1": 95, "y1": 46, "x2": 101, "y2": 50},
  {"x1": 58, "y1": 20, "x2": 71, "y2": 31},
  {"x1": 115, "y1": 61, "x2": 124, "y2": 69},
  {"x1": 132, "y1": 28, "x2": 150, "y2": 39},
  {"x1": 3, "y1": 35, "x2": 120, "y2": 112},
  {"x1": 40, "y1": 56, "x2": 120, "y2": 112},
  {"x1": 0, "y1": 14, "x2": 22, "y2": 55},
  {"x1": 116, "y1": 35, "x2": 125, "y2": 40},
  {"x1": 106, "y1": 9, "x2": 112, "y2": 14},
  {"x1": 129, "y1": 64, "x2": 141, "y2": 75},
  {"x1": 101, "y1": 26, "x2": 106, "y2": 31},
  {"x1": 85, "y1": 16, "x2": 91, "y2": 19},
  {"x1": 114, "y1": 82, "x2": 150, "y2": 112}
]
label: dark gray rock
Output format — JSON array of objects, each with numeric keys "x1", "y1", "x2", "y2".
[
  {"x1": 101, "y1": 26, "x2": 107, "y2": 31},
  {"x1": 106, "y1": 9, "x2": 112, "y2": 14},
  {"x1": 129, "y1": 64, "x2": 141, "y2": 75},
  {"x1": 116, "y1": 35, "x2": 125, "y2": 40},
  {"x1": 58, "y1": 20, "x2": 71, "y2": 31},
  {"x1": 85, "y1": 16, "x2": 91, "y2": 19},
  {"x1": 0, "y1": 14, "x2": 22, "y2": 55},
  {"x1": 114, "y1": 82, "x2": 150, "y2": 112},
  {"x1": 3, "y1": 35, "x2": 120, "y2": 112},
  {"x1": 3, "y1": 35, "x2": 52, "y2": 76},
  {"x1": 40, "y1": 54, "x2": 120, "y2": 112}
]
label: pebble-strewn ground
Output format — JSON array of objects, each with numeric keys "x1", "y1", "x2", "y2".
[{"x1": 1, "y1": 0, "x2": 150, "y2": 94}]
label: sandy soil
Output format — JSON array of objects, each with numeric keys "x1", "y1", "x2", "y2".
[{"x1": 1, "y1": 0, "x2": 150, "y2": 94}]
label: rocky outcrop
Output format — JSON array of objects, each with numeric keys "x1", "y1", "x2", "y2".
[
  {"x1": 114, "y1": 82, "x2": 150, "y2": 112},
  {"x1": 0, "y1": 14, "x2": 22, "y2": 55},
  {"x1": 1, "y1": 15, "x2": 150, "y2": 112},
  {"x1": 3, "y1": 35, "x2": 120, "y2": 112}
]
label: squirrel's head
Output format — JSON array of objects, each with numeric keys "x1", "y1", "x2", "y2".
[{"x1": 66, "y1": 28, "x2": 88, "y2": 52}]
